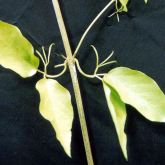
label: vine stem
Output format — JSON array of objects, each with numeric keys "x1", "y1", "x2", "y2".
[
  {"x1": 51, "y1": 0, "x2": 115, "y2": 164},
  {"x1": 73, "y1": 0, "x2": 115, "y2": 57},
  {"x1": 52, "y1": 0, "x2": 94, "y2": 164}
]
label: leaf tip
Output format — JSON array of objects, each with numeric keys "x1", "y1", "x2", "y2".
[{"x1": 123, "y1": 148, "x2": 128, "y2": 161}]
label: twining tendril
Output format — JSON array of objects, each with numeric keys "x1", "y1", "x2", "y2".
[
  {"x1": 74, "y1": 45, "x2": 117, "y2": 80},
  {"x1": 108, "y1": 0, "x2": 123, "y2": 22},
  {"x1": 36, "y1": 44, "x2": 116, "y2": 80},
  {"x1": 36, "y1": 43, "x2": 67, "y2": 78}
]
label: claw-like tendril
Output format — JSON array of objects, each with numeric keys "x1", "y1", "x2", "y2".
[
  {"x1": 36, "y1": 43, "x2": 67, "y2": 78},
  {"x1": 74, "y1": 45, "x2": 117, "y2": 80}
]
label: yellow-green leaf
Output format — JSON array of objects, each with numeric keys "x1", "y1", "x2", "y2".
[
  {"x1": 103, "y1": 82, "x2": 127, "y2": 159},
  {"x1": 36, "y1": 78, "x2": 74, "y2": 157},
  {"x1": 119, "y1": 0, "x2": 129, "y2": 12},
  {"x1": 0, "y1": 21, "x2": 39, "y2": 78},
  {"x1": 103, "y1": 67, "x2": 165, "y2": 122}
]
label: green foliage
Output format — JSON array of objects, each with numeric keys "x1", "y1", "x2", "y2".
[
  {"x1": 119, "y1": 0, "x2": 129, "y2": 12},
  {"x1": 0, "y1": 21, "x2": 39, "y2": 78},
  {"x1": 103, "y1": 67, "x2": 165, "y2": 122},
  {"x1": 0, "y1": 0, "x2": 156, "y2": 162},
  {"x1": 103, "y1": 82, "x2": 127, "y2": 159},
  {"x1": 36, "y1": 78, "x2": 74, "y2": 157},
  {"x1": 0, "y1": 20, "x2": 73, "y2": 158},
  {"x1": 103, "y1": 67, "x2": 165, "y2": 158}
]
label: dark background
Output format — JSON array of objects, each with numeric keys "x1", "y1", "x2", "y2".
[{"x1": 0, "y1": 0, "x2": 165, "y2": 164}]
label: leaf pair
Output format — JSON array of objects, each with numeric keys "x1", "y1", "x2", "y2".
[
  {"x1": 0, "y1": 21, "x2": 74, "y2": 157},
  {"x1": 103, "y1": 67, "x2": 165, "y2": 159}
]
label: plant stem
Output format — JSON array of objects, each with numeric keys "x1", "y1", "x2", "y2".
[
  {"x1": 52, "y1": 0, "x2": 94, "y2": 164},
  {"x1": 73, "y1": 0, "x2": 115, "y2": 57}
]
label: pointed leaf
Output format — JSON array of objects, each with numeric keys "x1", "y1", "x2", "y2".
[
  {"x1": 103, "y1": 82, "x2": 127, "y2": 159},
  {"x1": 0, "y1": 21, "x2": 39, "y2": 78},
  {"x1": 119, "y1": 0, "x2": 129, "y2": 12},
  {"x1": 36, "y1": 78, "x2": 74, "y2": 157},
  {"x1": 103, "y1": 67, "x2": 165, "y2": 122}
]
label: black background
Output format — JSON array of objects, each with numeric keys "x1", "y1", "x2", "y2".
[{"x1": 0, "y1": 0, "x2": 165, "y2": 164}]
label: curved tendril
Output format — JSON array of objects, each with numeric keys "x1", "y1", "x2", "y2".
[
  {"x1": 108, "y1": 7, "x2": 123, "y2": 20},
  {"x1": 108, "y1": 0, "x2": 123, "y2": 21},
  {"x1": 99, "y1": 51, "x2": 114, "y2": 66},
  {"x1": 74, "y1": 58, "x2": 104, "y2": 81},
  {"x1": 36, "y1": 43, "x2": 60, "y2": 78},
  {"x1": 42, "y1": 46, "x2": 48, "y2": 64},
  {"x1": 37, "y1": 61, "x2": 67, "y2": 78},
  {"x1": 75, "y1": 45, "x2": 116, "y2": 79},
  {"x1": 75, "y1": 57, "x2": 106, "y2": 79},
  {"x1": 90, "y1": 45, "x2": 99, "y2": 67},
  {"x1": 36, "y1": 50, "x2": 46, "y2": 65},
  {"x1": 46, "y1": 61, "x2": 67, "y2": 78},
  {"x1": 90, "y1": 45, "x2": 100, "y2": 75},
  {"x1": 99, "y1": 60, "x2": 117, "y2": 68},
  {"x1": 115, "y1": 0, "x2": 120, "y2": 22},
  {"x1": 48, "y1": 43, "x2": 55, "y2": 64},
  {"x1": 75, "y1": 59, "x2": 95, "y2": 78}
]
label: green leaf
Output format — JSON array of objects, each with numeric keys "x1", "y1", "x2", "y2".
[
  {"x1": 103, "y1": 67, "x2": 165, "y2": 122},
  {"x1": 0, "y1": 21, "x2": 39, "y2": 78},
  {"x1": 36, "y1": 78, "x2": 74, "y2": 157},
  {"x1": 103, "y1": 82, "x2": 127, "y2": 160},
  {"x1": 119, "y1": 0, "x2": 129, "y2": 12}
]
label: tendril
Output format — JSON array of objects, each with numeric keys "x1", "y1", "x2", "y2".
[
  {"x1": 36, "y1": 50, "x2": 46, "y2": 66},
  {"x1": 48, "y1": 43, "x2": 55, "y2": 64},
  {"x1": 42, "y1": 46, "x2": 48, "y2": 64},
  {"x1": 108, "y1": 0, "x2": 123, "y2": 22},
  {"x1": 75, "y1": 45, "x2": 117, "y2": 80},
  {"x1": 36, "y1": 43, "x2": 67, "y2": 78}
]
